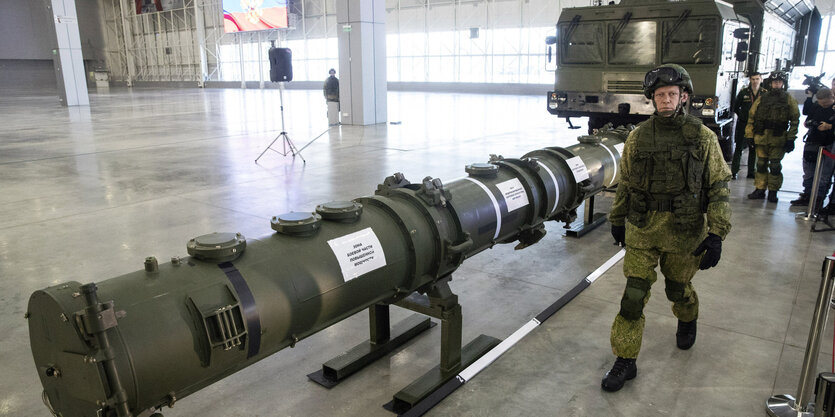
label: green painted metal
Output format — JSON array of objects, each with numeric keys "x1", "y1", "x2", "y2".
[{"x1": 28, "y1": 125, "x2": 630, "y2": 417}]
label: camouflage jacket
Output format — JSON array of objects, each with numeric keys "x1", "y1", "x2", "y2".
[
  {"x1": 609, "y1": 112, "x2": 732, "y2": 250},
  {"x1": 744, "y1": 89, "x2": 799, "y2": 140}
]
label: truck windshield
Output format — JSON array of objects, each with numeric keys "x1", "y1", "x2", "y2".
[
  {"x1": 560, "y1": 22, "x2": 604, "y2": 64},
  {"x1": 608, "y1": 21, "x2": 657, "y2": 65},
  {"x1": 662, "y1": 18, "x2": 718, "y2": 64}
]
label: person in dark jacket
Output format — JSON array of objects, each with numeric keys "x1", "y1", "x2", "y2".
[
  {"x1": 323, "y1": 69, "x2": 339, "y2": 102},
  {"x1": 732, "y1": 73, "x2": 764, "y2": 179},
  {"x1": 324, "y1": 69, "x2": 340, "y2": 125},
  {"x1": 792, "y1": 88, "x2": 835, "y2": 210}
]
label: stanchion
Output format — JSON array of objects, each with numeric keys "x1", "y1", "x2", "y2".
[
  {"x1": 766, "y1": 256, "x2": 835, "y2": 417},
  {"x1": 799, "y1": 147, "x2": 826, "y2": 221}
]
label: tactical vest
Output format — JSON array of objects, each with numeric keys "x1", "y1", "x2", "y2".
[
  {"x1": 625, "y1": 113, "x2": 706, "y2": 229},
  {"x1": 752, "y1": 90, "x2": 791, "y2": 134}
]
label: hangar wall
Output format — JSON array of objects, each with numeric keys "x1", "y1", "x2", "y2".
[
  {"x1": 8, "y1": 0, "x2": 835, "y2": 93},
  {"x1": 0, "y1": 0, "x2": 108, "y2": 91}
]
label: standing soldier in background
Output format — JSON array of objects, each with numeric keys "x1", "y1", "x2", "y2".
[
  {"x1": 603, "y1": 64, "x2": 732, "y2": 392},
  {"x1": 732, "y1": 72, "x2": 764, "y2": 180},
  {"x1": 324, "y1": 68, "x2": 340, "y2": 125},
  {"x1": 745, "y1": 71, "x2": 800, "y2": 203}
]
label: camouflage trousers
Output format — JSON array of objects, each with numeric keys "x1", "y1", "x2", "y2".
[
  {"x1": 753, "y1": 133, "x2": 788, "y2": 191},
  {"x1": 610, "y1": 246, "x2": 701, "y2": 359}
]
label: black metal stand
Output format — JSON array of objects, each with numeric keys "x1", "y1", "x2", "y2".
[
  {"x1": 306, "y1": 277, "x2": 499, "y2": 416},
  {"x1": 383, "y1": 278, "x2": 500, "y2": 415},
  {"x1": 565, "y1": 194, "x2": 608, "y2": 237},
  {"x1": 307, "y1": 305, "x2": 434, "y2": 388},
  {"x1": 255, "y1": 82, "x2": 305, "y2": 164},
  {"x1": 812, "y1": 214, "x2": 835, "y2": 233}
]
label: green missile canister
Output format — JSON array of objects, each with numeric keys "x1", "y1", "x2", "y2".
[{"x1": 28, "y1": 125, "x2": 630, "y2": 417}]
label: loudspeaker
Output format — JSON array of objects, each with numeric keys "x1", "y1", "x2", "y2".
[{"x1": 269, "y1": 47, "x2": 293, "y2": 82}]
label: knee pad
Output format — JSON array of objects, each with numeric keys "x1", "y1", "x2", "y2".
[
  {"x1": 756, "y1": 159, "x2": 768, "y2": 173},
  {"x1": 664, "y1": 279, "x2": 686, "y2": 302},
  {"x1": 769, "y1": 161, "x2": 782, "y2": 176},
  {"x1": 619, "y1": 277, "x2": 651, "y2": 321}
]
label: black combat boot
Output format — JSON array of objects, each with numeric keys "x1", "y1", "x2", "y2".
[
  {"x1": 676, "y1": 319, "x2": 697, "y2": 350},
  {"x1": 601, "y1": 357, "x2": 637, "y2": 392},
  {"x1": 747, "y1": 189, "x2": 766, "y2": 200},
  {"x1": 790, "y1": 194, "x2": 810, "y2": 206},
  {"x1": 767, "y1": 190, "x2": 779, "y2": 203}
]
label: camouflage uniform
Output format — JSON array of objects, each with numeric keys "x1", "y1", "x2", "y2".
[
  {"x1": 608, "y1": 113, "x2": 732, "y2": 359},
  {"x1": 745, "y1": 89, "x2": 800, "y2": 191}
]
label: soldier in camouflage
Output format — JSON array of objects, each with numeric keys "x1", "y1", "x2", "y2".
[
  {"x1": 745, "y1": 71, "x2": 800, "y2": 203},
  {"x1": 602, "y1": 64, "x2": 732, "y2": 392}
]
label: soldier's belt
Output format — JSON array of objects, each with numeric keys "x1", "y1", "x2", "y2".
[{"x1": 646, "y1": 199, "x2": 674, "y2": 212}]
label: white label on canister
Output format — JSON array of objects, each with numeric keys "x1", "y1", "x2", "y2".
[
  {"x1": 565, "y1": 156, "x2": 590, "y2": 182},
  {"x1": 614, "y1": 143, "x2": 625, "y2": 156},
  {"x1": 495, "y1": 178, "x2": 529, "y2": 213},
  {"x1": 327, "y1": 227, "x2": 387, "y2": 282}
]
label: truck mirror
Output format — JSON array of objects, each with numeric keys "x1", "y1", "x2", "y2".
[
  {"x1": 735, "y1": 41, "x2": 748, "y2": 62},
  {"x1": 547, "y1": 46, "x2": 553, "y2": 63},
  {"x1": 545, "y1": 36, "x2": 557, "y2": 45}
]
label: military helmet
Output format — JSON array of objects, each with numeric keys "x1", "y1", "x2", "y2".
[
  {"x1": 643, "y1": 64, "x2": 694, "y2": 99},
  {"x1": 770, "y1": 71, "x2": 788, "y2": 82}
]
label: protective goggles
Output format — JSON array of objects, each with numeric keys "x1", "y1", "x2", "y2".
[
  {"x1": 643, "y1": 66, "x2": 683, "y2": 90},
  {"x1": 771, "y1": 72, "x2": 787, "y2": 81}
]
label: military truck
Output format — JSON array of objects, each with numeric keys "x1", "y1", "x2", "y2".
[{"x1": 545, "y1": 0, "x2": 820, "y2": 160}]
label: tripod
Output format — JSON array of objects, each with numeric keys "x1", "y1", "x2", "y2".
[{"x1": 256, "y1": 82, "x2": 305, "y2": 164}]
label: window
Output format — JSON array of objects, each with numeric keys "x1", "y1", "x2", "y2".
[
  {"x1": 661, "y1": 18, "x2": 718, "y2": 65},
  {"x1": 560, "y1": 23, "x2": 604, "y2": 64},
  {"x1": 608, "y1": 21, "x2": 656, "y2": 65}
]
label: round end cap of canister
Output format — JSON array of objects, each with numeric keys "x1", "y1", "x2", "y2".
[
  {"x1": 315, "y1": 201, "x2": 363, "y2": 222},
  {"x1": 271, "y1": 212, "x2": 322, "y2": 236},
  {"x1": 187, "y1": 232, "x2": 246, "y2": 262},
  {"x1": 465, "y1": 163, "x2": 498, "y2": 178}
]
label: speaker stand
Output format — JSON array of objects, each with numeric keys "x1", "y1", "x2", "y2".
[{"x1": 256, "y1": 82, "x2": 305, "y2": 164}]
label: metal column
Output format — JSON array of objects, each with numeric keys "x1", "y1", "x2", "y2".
[
  {"x1": 335, "y1": 0, "x2": 387, "y2": 125},
  {"x1": 48, "y1": 0, "x2": 90, "y2": 106}
]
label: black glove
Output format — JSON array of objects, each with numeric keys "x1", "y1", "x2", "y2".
[
  {"x1": 692, "y1": 233, "x2": 722, "y2": 270},
  {"x1": 611, "y1": 224, "x2": 625, "y2": 247},
  {"x1": 783, "y1": 140, "x2": 796, "y2": 153}
]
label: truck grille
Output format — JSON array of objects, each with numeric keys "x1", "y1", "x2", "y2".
[{"x1": 606, "y1": 80, "x2": 644, "y2": 94}]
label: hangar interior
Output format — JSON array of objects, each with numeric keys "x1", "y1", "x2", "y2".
[{"x1": 4, "y1": 0, "x2": 835, "y2": 416}]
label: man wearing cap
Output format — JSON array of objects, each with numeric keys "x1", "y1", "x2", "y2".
[
  {"x1": 603, "y1": 64, "x2": 732, "y2": 392},
  {"x1": 732, "y1": 72, "x2": 765, "y2": 180},
  {"x1": 745, "y1": 71, "x2": 800, "y2": 203}
]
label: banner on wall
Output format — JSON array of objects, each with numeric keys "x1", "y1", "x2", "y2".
[{"x1": 223, "y1": 0, "x2": 290, "y2": 33}]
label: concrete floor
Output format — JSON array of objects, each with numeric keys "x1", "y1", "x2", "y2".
[{"x1": 1, "y1": 86, "x2": 834, "y2": 417}]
